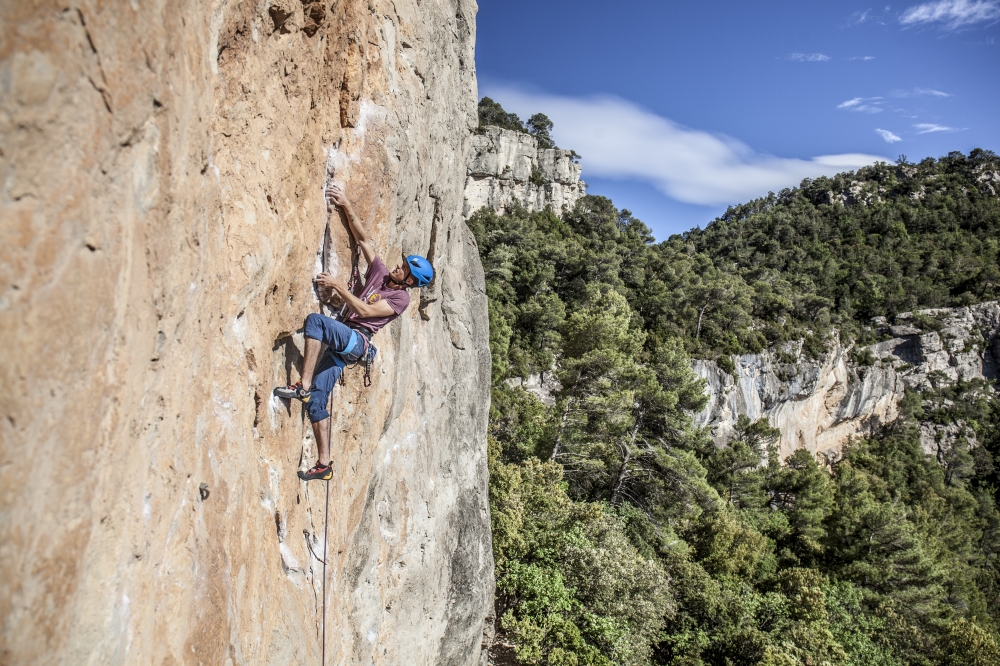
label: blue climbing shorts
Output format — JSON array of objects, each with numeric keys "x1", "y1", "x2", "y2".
[{"x1": 302, "y1": 312, "x2": 366, "y2": 423}]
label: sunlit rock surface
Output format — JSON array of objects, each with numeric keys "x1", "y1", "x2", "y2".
[
  {"x1": 694, "y1": 302, "x2": 1000, "y2": 459},
  {"x1": 463, "y1": 126, "x2": 586, "y2": 216},
  {"x1": 0, "y1": 0, "x2": 494, "y2": 663}
]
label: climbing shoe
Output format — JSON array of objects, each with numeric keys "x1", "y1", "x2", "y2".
[
  {"x1": 298, "y1": 461, "x2": 333, "y2": 481},
  {"x1": 274, "y1": 382, "x2": 311, "y2": 402}
]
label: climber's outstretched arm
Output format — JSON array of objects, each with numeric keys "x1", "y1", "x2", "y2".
[{"x1": 326, "y1": 184, "x2": 375, "y2": 265}]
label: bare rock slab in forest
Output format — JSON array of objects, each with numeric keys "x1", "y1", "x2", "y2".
[{"x1": 695, "y1": 301, "x2": 1000, "y2": 459}]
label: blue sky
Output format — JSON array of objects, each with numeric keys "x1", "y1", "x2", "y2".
[{"x1": 476, "y1": 0, "x2": 1000, "y2": 240}]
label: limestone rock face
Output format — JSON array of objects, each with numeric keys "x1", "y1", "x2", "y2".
[
  {"x1": 694, "y1": 302, "x2": 1000, "y2": 458},
  {"x1": 463, "y1": 126, "x2": 586, "y2": 217},
  {"x1": 0, "y1": 1, "x2": 493, "y2": 664}
]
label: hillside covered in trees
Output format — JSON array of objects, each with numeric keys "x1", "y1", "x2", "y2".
[{"x1": 472, "y1": 102, "x2": 1000, "y2": 666}]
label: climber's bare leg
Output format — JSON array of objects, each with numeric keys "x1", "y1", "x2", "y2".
[
  {"x1": 300, "y1": 337, "x2": 322, "y2": 388},
  {"x1": 312, "y1": 419, "x2": 331, "y2": 466}
]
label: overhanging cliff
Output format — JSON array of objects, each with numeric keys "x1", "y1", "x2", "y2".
[{"x1": 0, "y1": 1, "x2": 493, "y2": 664}]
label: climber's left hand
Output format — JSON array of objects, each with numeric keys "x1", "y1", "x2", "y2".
[{"x1": 315, "y1": 272, "x2": 345, "y2": 293}]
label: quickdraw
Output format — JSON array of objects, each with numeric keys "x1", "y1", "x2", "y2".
[{"x1": 363, "y1": 344, "x2": 377, "y2": 388}]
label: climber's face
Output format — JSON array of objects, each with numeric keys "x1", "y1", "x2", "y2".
[{"x1": 389, "y1": 259, "x2": 415, "y2": 288}]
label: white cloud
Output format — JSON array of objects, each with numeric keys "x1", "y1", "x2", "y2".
[
  {"x1": 893, "y1": 87, "x2": 954, "y2": 97},
  {"x1": 849, "y1": 9, "x2": 873, "y2": 24},
  {"x1": 914, "y1": 122, "x2": 965, "y2": 133},
  {"x1": 900, "y1": 0, "x2": 1000, "y2": 28},
  {"x1": 789, "y1": 52, "x2": 832, "y2": 61},
  {"x1": 876, "y1": 128, "x2": 903, "y2": 142},
  {"x1": 846, "y1": 7, "x2": 892, "y2": 25},
  {"x1": 850, "y1": 55, "x2": 877, "y2": 60},
  {"x1": 482, "y1": 86, "x2": 887, "y2": 207},
  {"x1": 837, "y1": 97, "x2": 885, "y2": 112}
]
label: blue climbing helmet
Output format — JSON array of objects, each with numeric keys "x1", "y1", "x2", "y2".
[{"x1": 404, "y1": 254, "x2": 434, "y2": 287}]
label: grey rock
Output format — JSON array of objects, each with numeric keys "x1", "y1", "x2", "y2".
[
  {"x1": 920, "y1": 422, "x2": 978, "y2": 459},
  {"x1": 464, "y1": 126, "x2": 587, "y2": 217},
  {"x1": 919, "y1": 332, "x2": 943, "y2": 355},
  {"x1": 890, "y1": 324, "x2": 922, "y2": 336},
  {"x1": 507, "y1": 373, "x2": 561, "y2": 407},
  {"x1": 696, "y1": 302, "x2": 1000, "y2": 459}
]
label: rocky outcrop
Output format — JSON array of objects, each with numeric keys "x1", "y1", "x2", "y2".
[
  {"x1": 0, "y1": 1, "x2": 493, "y2": 664},
  {"x1": 463, "y1": 126, "x2": 586, "y2": 217},
  {"x1": 694, "y1": 302, "x2": 1000, "y2": 459},
  {"x1": 506, "y1": 373, "x2": 559, "y2": 408}
]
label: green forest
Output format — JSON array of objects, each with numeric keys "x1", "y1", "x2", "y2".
[{"x1": 474, "y1": 101, "x2": 1000, "y2": 666}]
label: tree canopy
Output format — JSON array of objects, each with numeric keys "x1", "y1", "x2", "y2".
[{"x1": 478, "y1": 98, "x2": 559, "y2": 149}]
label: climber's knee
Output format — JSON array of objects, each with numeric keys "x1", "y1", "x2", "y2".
[
  {"x1": 306, "y1": 390, "x2": 331, "y2": 423},
  {"x1": 305, "y1": 352, "x2": 344, "y2": 423},
  {"x1": 304, "y1": 312, "x2": 327, "y2": 341}
]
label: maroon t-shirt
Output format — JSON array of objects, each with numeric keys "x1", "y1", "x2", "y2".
[{"x1": 344, "y1": 256, "x2": 411, "y2": 335}]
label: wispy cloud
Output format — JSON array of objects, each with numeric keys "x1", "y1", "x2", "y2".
[
  {"x1": 914, "y1": 122, "x2": 965, "y2": 133},
  {"x1": 483, "y1": 86, "x2": 886, "y2": 207},
  {"x1": 850, "y1": 55, "x2": 877, "y2": 60},
  {"x1": 850, "y1": 8, "x2": 873, "y2": 24},
  {"x1": 788, "y1": 52, "x2": 832, "y2": 61},
  {"x1": 839, "y1": 88, "x2": 952, "y2": 117},
  {"x1": 892, "y1": 87, "x2": 955, "y2": 97},
  {"x1": 900, "y1": 0, "x2": 1000, "y2": 29},
  {"x1": 846, "y1": 6, "x2": 892, "y2": 25},
  {"x1": 838, "y1": 97, "x2": 885, "y2": 112},
  {"x1": 876, "y1": 128, "x2": 903, "y2": 142}
]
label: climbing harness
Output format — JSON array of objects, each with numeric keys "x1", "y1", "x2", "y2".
[{"x1": 331, "y1": 328, "x2": 377, "y2": 388}]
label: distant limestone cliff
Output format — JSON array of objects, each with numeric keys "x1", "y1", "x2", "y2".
[
  {"x1": 464, "y1": 126, "x2": 587, "y2": 217},
  {"x1": 695, "y1": 302, "x2": 1000, "y2": 458}
]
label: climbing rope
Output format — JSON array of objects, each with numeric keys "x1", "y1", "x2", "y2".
[
  {"x1": 336, "y1": 243, "x2": 362, "y2": 388},
  {"x1": 321, "y1": 471, "x2": 331, "y2": 666},
  {"x1": 312, "y1": 188, "x2": 372, "y2": 664},
  {"x1": 319, "y1": 390, "x2": 334, "y2": 666},
  {"x1": 303, "y1": 390, "x2": 336, "y2": 664},
  {"x1": 335, "y1": 242, "x2": 362, "y2": 323}
]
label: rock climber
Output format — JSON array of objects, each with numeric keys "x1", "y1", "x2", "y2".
[{"x1": 274, "y1": 184, "x2": 433, "y2": 481}]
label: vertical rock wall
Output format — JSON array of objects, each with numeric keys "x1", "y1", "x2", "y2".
[{"x1": 0, "y1": 0, "x2": 493, "y2": 664}]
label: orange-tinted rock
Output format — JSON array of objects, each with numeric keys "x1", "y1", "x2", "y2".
[{"x1": 0, "y1": 1, "x2": 493, "y2": 663}]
